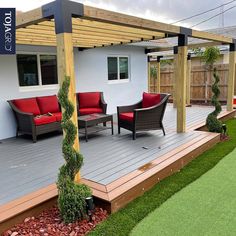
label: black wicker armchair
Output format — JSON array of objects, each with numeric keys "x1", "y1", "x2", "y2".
[
  {"x1": 117, "y1": 93, "x2": 170, "y2": 140},
  {"x1": 76, "y1": 92, "x2": 107, "y2": 116}
]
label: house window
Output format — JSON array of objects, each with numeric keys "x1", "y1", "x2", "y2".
[
  {"x1": 17, "y1": 53, "x2": 58, "y2": 88},
  {"x1": 107, "y1": 56, "x2": 129, "y2": 82},
  {"x1": 40, "y1": 55, "x2": 58, "y2": 85},
  {"x1": 17, "y1": 54, "x2": 39, "y2": 86}
]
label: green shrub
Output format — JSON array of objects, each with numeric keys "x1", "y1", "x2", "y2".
[
  {"x1": 202, "y1": 47, "x2": 220, "y2": 68},
  {"x1": 206, "y1": 68, "x2": 222, "y2": 133},
  {"x1": 57, "y1": 76, "x2": 91, "y2": 224},
  {"x1": 201, "y1": 47, "x2": 222, "y2": 133}
]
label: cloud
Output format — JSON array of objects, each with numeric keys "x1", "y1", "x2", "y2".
[
  {"x1": 1, "y1": 0, "x2": 235, "y2": 29},
  {"x1": 78, "y1": 0, "x2": 236, "y2": 29}
]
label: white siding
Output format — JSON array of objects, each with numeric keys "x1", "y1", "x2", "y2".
[{"x1": 0, "y1": 45, "x2": 147, "y2": 140}]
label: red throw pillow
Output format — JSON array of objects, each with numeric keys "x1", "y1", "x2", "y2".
[
  {"x1": 33, "y1": 115, "x2": 57, "y2": 126},
  {"x1": 142, "y1": 92, "x2": 161, "y2": 108},
  {"x1": 37, "y1": 95, "x2": 60, "y2": 114},
  {"x1": 13, "y1": 98, "x2": 41, "y2": 116},
  {"x1": 78, "y1": 92, "x2": 101, "y2": 108}
]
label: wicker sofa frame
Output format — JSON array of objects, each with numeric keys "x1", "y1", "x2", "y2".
[
  {"x1": 8, "y1": 101, "x2": 61, "y2": 143},
  {"x1": 117, "y1": 93, "x2": 170, "y2": 140}
]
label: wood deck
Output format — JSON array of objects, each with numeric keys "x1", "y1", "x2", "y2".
[{"x1": 0, "y1": 105, "x2": 235, "y2": 232}]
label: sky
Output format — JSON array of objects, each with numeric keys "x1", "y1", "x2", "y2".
[{"x1": 0, "y1": 0, "x2": 236, "y2": 30}]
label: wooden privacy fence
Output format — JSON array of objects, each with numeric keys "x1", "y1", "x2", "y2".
[{"x1": 149, "y1": 64, "x2": 234, "y2": 103}]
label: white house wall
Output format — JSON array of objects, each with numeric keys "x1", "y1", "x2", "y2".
[
  {"x1": 0, "y1": 45, "x2": 147, "y2": 140},
  {"x1": 75, "y1": 46, "x2": 147, "y2": 114}
]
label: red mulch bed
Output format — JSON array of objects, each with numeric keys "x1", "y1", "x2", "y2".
[{"x1": 3, "y1": 206, "x2": 108, "y2": 236}]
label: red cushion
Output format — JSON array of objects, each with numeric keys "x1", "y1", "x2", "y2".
[
  {"x1": 52, "y1": 112, "x2": 62, "y2": 122},
  {"x1": 13, "y1": 98, "x2": 41, "y2": 116},
  {"x1": 37, "y1": 95, "x2": 60, "y2": 114},
  {"x1": 78, "y1": 92, "x2": 101, "y2": 108},
  {"x1": 234, "y1": 97, "x2": 236, "y2": 105},
  {"x1": 142, "y1": 92, "x2": 161, "y2": 108},
  {"x1": 33, "y1": 115, "x2": 57, "y2": 126},
  {"x1": 79, "y1": 108, "x2": 103, "y2": 116},
  {"x1": 119, "y1": 112, "x2": 134, "y2": 122}
]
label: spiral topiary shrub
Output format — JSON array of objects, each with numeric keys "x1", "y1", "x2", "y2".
[
  {"x1": 202, "y1": 47, "x2": 222, "y2": 133},
  {"x1": 57, "y1": 76, "x2": 91, "y2": 224},
  {"x1": 206, "y1": 68, "x2": 222, "y2": 132}
]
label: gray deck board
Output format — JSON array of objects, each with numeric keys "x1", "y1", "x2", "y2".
[{"x1": 0, "y1": 105, "x2": 223, "y2": 205}]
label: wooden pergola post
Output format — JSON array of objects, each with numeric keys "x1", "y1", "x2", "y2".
[
  {"x1": 173, "y1": 46, "x2": 178, "y2": 108},
  {"x1": 148, "y1": 56, "x2": 151, "y2": 92},
  {"x1": 186, "y1": 54, "x2": 191, "y2": 106},
  {"x1": 156, "y1": 56, "x2": 162, "y2": 93},
  {"x1": 176, "y1": 33, "x2": 188, "y2": 133},
  {"x1": 227, "y1": 41, "x2": 236, "y2": 111},
  {"x1": 54, "y1": 0, "x2": 80, "y2": 181}
]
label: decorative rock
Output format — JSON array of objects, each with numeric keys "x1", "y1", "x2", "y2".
[
  {"x1": 10, "y1": 232, "x2": 18, "y2": 236},
  {"x1": 69, "y1": 231, "x2": 76, "y2": 236},
  {"x1": 4, "y1": 206, "x2": 108, "y2": 236},
  {"x1": 24, "y1": 217, "x2": 31, "y2": 223}
]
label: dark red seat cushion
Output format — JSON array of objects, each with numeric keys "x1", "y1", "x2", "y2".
[
  {"x1": 37, "y1": 95, "x2": 60, "y2": 114},
  {"x1": 78, "y1": 92, "x2": 101, "y2": 108},
  {"x1": 142, "y1": 92, "x2": 161, "y2": 108},
  {"x1": 52, "y1": 112, "x2": 62, "y2": 122},
  {"x1": 13, "y1": 98, "x2": 41, "y2": 116},
  {"x1": 34, "y1": 115, "x2": 57, "y2": 126},
  {"x1": 79, "y1": 108, "x2": 103, "y2": 116},
  {"x1": 119, "y1": 112, "x2": 134, "y2": 122}
]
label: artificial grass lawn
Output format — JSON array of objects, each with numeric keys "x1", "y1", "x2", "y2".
[
  {"x1": 88, "y1": 118, "x2": 236, "y2": 236},
  {"x1": 131, "y1": 145, "x2": 236, "y2": 236}
]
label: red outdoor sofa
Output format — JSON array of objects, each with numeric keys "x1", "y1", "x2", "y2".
[
  {"x1": 8, "y1": 92, "x2": 107, "y2": 142},
  {"x1": 8, "y1": 95, "x2": 62, "y2": 143}
]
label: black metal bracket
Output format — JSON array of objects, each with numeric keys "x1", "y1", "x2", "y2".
[
  {"x1": 165, "y1": 33, "x2": 177, "y2": 38},
  {"x1": 42, "y1": 0, "x2": 84, "y2": 34},
  {"x1": 178, "y1": 27, "x2": 192, "y2": 47},
  {"x1": 147, "y1": 56, "x2": 151, "y2": 62},
  {"x1": 157, "y1": 56, "x2": 163, "y2": 62},
  {"x1": 173, "y1": 46, "x2": 178, "y2": 54},
  {"x1": 230, "y1": 39, "x2": 236, "y2": 52},
  {"x1": 145, "y1": 49, "x2": 151, "y2": 54},
  {"x1": 187, "y1": 53, "x2": 191, "y2": 60}
]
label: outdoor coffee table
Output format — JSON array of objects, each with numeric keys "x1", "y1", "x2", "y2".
[{"x1": 78, "y1": 113, "x2": 114, "y2": 142}]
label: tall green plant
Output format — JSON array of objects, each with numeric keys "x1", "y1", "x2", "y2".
[
  {"x1": 150, "y1": 59, "x2": 172, "y2": 78},
  {"x1": 57, "y1": 76, "x2": 91, "y2": 224},
  {"x1": 202, "y1": 47, "x2": 222, "y2": 133}
]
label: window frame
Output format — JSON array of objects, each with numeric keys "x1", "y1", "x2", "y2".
[
  {"x1": 16, "y1": 51, "x2": 58, "y2": 92},
  {"x1": 107, "y1": 55, "x2": 130, "y2": 84}
]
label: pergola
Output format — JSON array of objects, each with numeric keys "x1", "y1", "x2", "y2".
[{"x1": 16, "y1": 0, "x2": 236, "y2": 166}]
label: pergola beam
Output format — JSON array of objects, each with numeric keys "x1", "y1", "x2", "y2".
[
  {"x1": 83, "y1": 5, "x2": 180, "y2": 34},
  {"x1": 191, "y1": 30, "x2": 232, "y2": 44},
  {"x1": 16, "y1": 7, "x2": 45, "y2": 28},
  {"x1": 147, "y1": 41, "x2": 224, "y2": 54}
]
